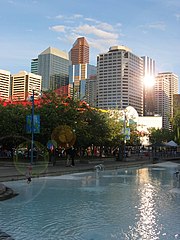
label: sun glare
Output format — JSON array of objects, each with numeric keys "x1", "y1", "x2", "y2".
[{"x1": 144, "y1": 75, "x2": 155, "y2": 87}]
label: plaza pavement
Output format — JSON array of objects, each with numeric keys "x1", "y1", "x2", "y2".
[
  {"x1": 0, "y1": 154, "x2": 180, "y2": 183},
  {"x1": 0, "y1": 155, "x2": 153, "y2": 183}
]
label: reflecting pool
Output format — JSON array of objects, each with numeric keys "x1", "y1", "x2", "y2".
[{"x1": 0, "y1": 162, "x2": 180, "y2": 240}]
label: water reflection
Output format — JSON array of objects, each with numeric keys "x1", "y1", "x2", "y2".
[{"x1": 124, "y1": 168, "x2": 161, "y2": 239}]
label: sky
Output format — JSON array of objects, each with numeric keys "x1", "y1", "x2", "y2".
[{"x1": 0, "y1": 0, "x2": 180, "y2": 90}]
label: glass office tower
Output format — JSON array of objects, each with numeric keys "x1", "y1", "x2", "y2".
[{"x1": 38, "y1": 47, "x2": 70, "y2": 91}]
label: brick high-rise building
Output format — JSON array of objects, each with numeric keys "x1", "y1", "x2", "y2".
[{"x1": 69, "y1": 37, "x2": 89, "y2": 65}]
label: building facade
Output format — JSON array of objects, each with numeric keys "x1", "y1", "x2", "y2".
[
  {"x1": 69, "y1": 37, "x2": 89, "y2": 65},
  {"x1": 97, "y1": 46, "x2": 143, "y2": 115},
  {"x1": 0, "y1": 69, "x2": 11, "y2": 101},
  {"x1": 38, "y1": 47, "x2": 69, "y2": 91},
  {"x1": 137, "y1": 116, "x2": 162, "y2": 146},
  {"x1": 31, "y1": 58, "x2": 38, "y2": 75},
  {"x1": 69, "y1": 63, "x2": 96, "y2": 100},
  {"x1": 173, "y1": 94, "x2": 180, "y2": 116},
  {"x1": 11, "y1": 71, "x2": 42, "y2": 101},
  {"x1": 83, "y1": 77, "x2": 97, "y2": 107},
  {"x1": 155, "y1": 72, "x2": 178, "y2": 129},
  {"x1": 141, "y1": 56, "x2": 156, "y2": 116}
]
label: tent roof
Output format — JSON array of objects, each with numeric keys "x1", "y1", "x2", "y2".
[
  {"x1": 166, "y1": 140, "x2": 178, "y2": 147},
  {"x1": 147, "y1": 142, "x2": 167, "y2": 147}
]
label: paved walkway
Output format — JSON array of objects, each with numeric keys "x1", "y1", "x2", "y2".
[
  {"x1": 0, "y1": 156, "x2": 153, "y2": 182},
  {"x1": 0, "y1": 154, "x2": 180, "y2": 183}
]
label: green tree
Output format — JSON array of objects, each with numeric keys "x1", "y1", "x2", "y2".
[{"x1": 148, "y1": 127, "x2": 174, "y2": 144}]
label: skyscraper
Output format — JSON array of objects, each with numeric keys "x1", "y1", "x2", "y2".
[
  {"x1": 69, "y1": 37, "x2": 89, "y2": 65},
  {"x1": 69, "y1": 63, "x2": 96, "y2": 99},
  {"x1": 11, "y1": 71, "x2": 42, "y2": 101},
  {"x1": 141, "y1": 56, "x2": 156, "y2": 116},
  {"x1": 155, "y1": 72, "x2": 178, "y2": 129},
  {"x1": 97, "y1": 46, "x2": 143, "y2": 115},
  {"x1": 0, "y1": 69, "x2": 11, "y2": 101},
  {"x1": 173, "y1": 94, "x2": 180, "y2": 116},
  {"x1": 83, "y1": 77, "x2": 97, "y2": 107},
  {"x1": 38, "y1": 47, "x2": 69, "y2": 91},
  {"x1": 31, "y1": 58, "x2": 38, "y2": 75}
]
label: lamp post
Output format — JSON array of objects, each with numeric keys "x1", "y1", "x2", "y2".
[
  {"x1": 30, "y1": 89, "x2": 35, "y2": 165},
  {"x1": 118, "y1": 108, "x2": 127, "y2": 161},
  {"x1": 123, "y1": 109, "x2": 127, "y2": 160}
]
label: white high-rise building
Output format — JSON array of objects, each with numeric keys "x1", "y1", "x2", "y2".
[
  {"x1": 155, "y1": 72, "x2": 178, "y2": 129},
  {"x1": 97, "y1": 46, "x2": 143, "y2": 115},
  {"x1": 0, "y1": 69, "x2": 11, "y2": 101},
  {"x1": 11, "y1": 71, "x2": 42, "y2": 101}
]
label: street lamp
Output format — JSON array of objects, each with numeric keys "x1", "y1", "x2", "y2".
[
  {"x1": 30, "y1": 89, "x2": 35, "y2": 165},
  {"x1": 123, "y1": 109, "x2": 127, "y2": 160},
  {"x1": 118, "y1": 108, "x2": 128, "y2": 161}
]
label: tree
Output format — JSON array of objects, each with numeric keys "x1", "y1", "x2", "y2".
[
  {"x1": 0, "y1": 103, "x2": 30, "y2": 148},
  {"x1": 148, "y1": 127, "x2": 174, "y2": 144},
  {"x1": 0, "y1": 91, "x2": 137, "y2": 151},
  {"x1": 171, "y1": 110, "x2": 180, "y2": 144}
]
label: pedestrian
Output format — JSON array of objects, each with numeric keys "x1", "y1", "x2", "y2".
[
  {"x1": 69, "y1": 146, "x2": 76, "y2": 167},
  {"x1": 26, "y1": 165, "x2": 32, "y2": 184},
  {"x1": 66, "y1": 144, "x2": 71, "y2": 167}
]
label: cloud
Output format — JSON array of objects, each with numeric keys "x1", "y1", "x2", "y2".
[
  {"x1": 49, "y1": 14, "x2": 122, "y2": 55},
  {"x1": 148, "y1": 22, "x2": 166, "y2": 31},
  {"x1": 84, "y1": 17, "x2": 99, "y2": 23},
  {"x1": 8, "y1": 0, "x2": 16, "y2": 4},
  {"x1": 74, "y1": 24, "x2": 118, "y2": 39},
  {"x1": 96, "y1": 22, "x2": 116, "y2": 32},
  {"x1": 55, "y1": 15, "x2": 64, "y2": 19},
  {"x1": 50, "y1": 25, "x2": 65, "y2": 32},
  {"x1": 139, "y1": 22, "x2": 166, "y2": 31},
  {"x1": 175, "y1": 13, "x2": 180, "y2": 21},
  {"x1": 73, "y1": 14, "x2": 83, "y2": 19},
  {"x1": 89, "y1": 38, "x2": 118, "y2": 52},
  {"x1": 55, "y1": 14, "x2": 83, "y2": 20}
]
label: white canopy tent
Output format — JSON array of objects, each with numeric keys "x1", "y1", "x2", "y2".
[{"x1": 166, "y1": 140, "x2": 178, "y2": 147}]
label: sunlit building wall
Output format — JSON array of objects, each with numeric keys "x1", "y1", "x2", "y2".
[
  {"x1": 38, "y1": 47, "x2": 69, "y2": 91},
  {"x1": 79, "y1": 77, "x2": 97, "y2": 107},
  {"x1": 137, "y1": 116, "x2": 162, "y2": 146},
  {"x1": 155, "y1": 72, "x2": 178, "y2": 129},
  {"x1": 173, "y1": 94, "x2": 180, "y2": 116},
  {"x1": 97, "y1": 45, "x2": 143, "y2": 116},
  {"x1": 85, "y1": 77, "x2": 97, "y2": 107},
  {"x1": 11, "y1": 71, "x2": 42, "y2": 101},
  {"x1": 155, "y1": 73, "x2": 170, "y2": 129},
  {"x1": 168, "y1": 73, "x2": 179, "y2": 117},
  {"x1": 69, "y1": 63, "x2": 96, "y2": 99},
  {"x1": 69, "y1": 37, "x2": 89, "y2": 65},
  {"x1": 0, "y1": 69, "x2": 11, "y2": 101},
  {"x1": 141, "y1": 56, "x2": 156, "y2": 116}
]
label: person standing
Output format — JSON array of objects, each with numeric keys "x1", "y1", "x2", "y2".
[
  {"x1": 66, "y1": 145, "x2": 71, "y2": 167},
  {"x1": 69, "y1": 146, "x2": 76, "y2": 166}
]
